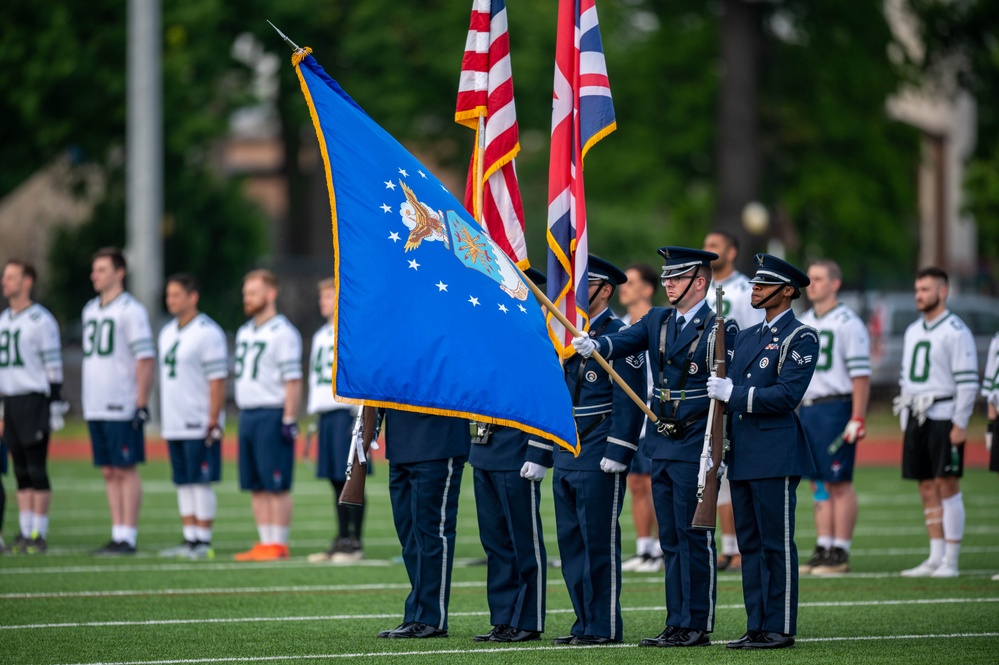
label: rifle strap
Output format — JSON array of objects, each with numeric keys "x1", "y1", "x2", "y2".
[{"x1": 657, "y1": 312, "x2": 707, "y2": 419}]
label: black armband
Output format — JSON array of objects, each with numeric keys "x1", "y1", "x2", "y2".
[{"x1": 49, "y1": 383, "x2": 63, "y2": 402}]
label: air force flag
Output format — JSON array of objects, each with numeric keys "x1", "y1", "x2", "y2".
[{"x1": 293, "y1": 49, "x2": 578, "y2": 454}]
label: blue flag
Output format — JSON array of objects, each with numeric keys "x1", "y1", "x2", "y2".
[{"x1": 293, "y1": 49, "x2": 578, "y2": 454}]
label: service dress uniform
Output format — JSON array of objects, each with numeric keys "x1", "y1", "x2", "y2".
[
  {"x1": 721, "y1": 255, "x2": 818, "y2": 646},
  {"x1": 553, "y1": 256, "x2": 646, "y2": 644},
  {"x1": 591, "y1": 248, "x2": 738, "y2": 645},
  {"x1": 380, "y1": 410, "x2": 470, "y2": 638}
]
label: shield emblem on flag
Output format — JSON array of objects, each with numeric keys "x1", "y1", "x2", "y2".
[{"x1": 446, "y1": 211, "x2": 528, "y2": 300}]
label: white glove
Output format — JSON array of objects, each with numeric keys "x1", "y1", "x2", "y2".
[
  {"x1": 842, "y1": 417, "x2": 866, "y2": 444},
  {"x1": 571, "y1": 335, "x2": 597, "y2": 358},
  {"x1": 520, "y1": 461, "x2": 547, "y2": 481},
  {"x1": 599, "y1": 457, "x2": 627, "y2": 474},
  {"x1": 706, "y1": 376, "x2": 733, "y2": 403},
  {"x1": 49, "y1": 401, "x2": 70, "y2": 432},
  {"x1": 986, "y1": 430, "x2": 993, "y2": 453}
]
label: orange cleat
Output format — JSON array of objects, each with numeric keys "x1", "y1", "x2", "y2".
[
  {"x1": 234, "y1": 543, "x2": 269, "y2": 561},
  {"x1": 268, "y1": 543, "x2": 290, "y2": 560}
]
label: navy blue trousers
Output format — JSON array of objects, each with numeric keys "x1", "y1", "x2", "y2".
[
  {"x1": 730, "y1": 476, "x2": 801, "y2": 635},
  {"x1": 473, "y1": 469, "x2": 546, "y2": 632},
  {"x1": 650, "y1": 458, "x2": 717, "y2": 632},
  {"x1": 553, "y1": 468, "x2": 625, "y2": 641},
  {"x1": 388, "y1": 456, "x2": 465, "y2": 630}
]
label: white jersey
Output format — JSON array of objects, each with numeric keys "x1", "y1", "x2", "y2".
[
  {"x1": 158, "y1": 313, "x2": 228, "y2": 440},
  {"x1": 307, "y1": 323, "x2": 354, "y2": 415},
  {"x1": 81, "y1": 293, "x2": 155, "y2": 421},
  {"x1": 0, "y1": 303, "x2": 63, "y2": 396},
  {"x1": 899, "y1": 309, "x2": 979, "y2": 428},
  {"x1": 799, "y1": 303, "x2": 871, "y2": 400},
  {"x1": 711, "y1": 271, "x2": 764, "y2": 331},
  {"x1": 234, "y1": 314, "x2": 302, "y2": 410},
  {"x1": 982, "y1": 333, "x2": 999, "y2": 407}
]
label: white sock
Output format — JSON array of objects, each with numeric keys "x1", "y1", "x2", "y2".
[
  {"x1": 195, "y1": 526, "x2": 213, "y2": 544},
  {"x1": 273, "y1": 526, "x2": 290, "y2": 546},
  {"x1": 941, "y1": 493, "x2": 965, "y2": 541},
  {"x1": 257, "y1": 525, "x2": 269, "y2": 544},
  {"x1": 112, "y1": 524, "x2": 123, "y2": 542},
  {"x1": 192, "y1": 484, "x2": 217, "y2": 522},
  {"x1": 182, "y1": 525, "x2": 198, "y2": 543},
  {"x1": 177, "y1": 486, "x2": 196, "y2": 517},
  {"x1": 121, "y1": 526, "x2": 137, "y2": 548},
  {"x1": 32, "y1": 514, "x2": 49, "y2": 539},
  {"x1": 929, "y1": 538, "x2": 945, "y2": 564},
  {"x1": 20, "y1": 511, "x2": 32, "y2": 537},
  {"x1": 944, "y1": 541, "x2": 961, "y2": 566},
  {"x1": 817, "y1": 536, "x2": 834, "y2": 551},
  {"x1": 832, "y1": 538, "x2": 851, "y2": 554},
  {"x1": 636, "y1": 536, "x2": 653, "y2": 556},
  {"x1": 722, "y1": 535, "x2": 740, "y2": 556},
  {"x1": 650, "y1": 539, "x2": 663, "y2": 557}
]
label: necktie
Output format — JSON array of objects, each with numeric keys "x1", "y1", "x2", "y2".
[{"x1": 668, "y1": 314, "x2": 685, "y2": 346}]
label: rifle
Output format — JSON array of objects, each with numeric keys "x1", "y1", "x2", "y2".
[
  {"x1": 339, "y1": 405, "x2": 380, "y2": 507},
  {"x1": 692, "y1": 285, "x2": 728, "y2": 530}
]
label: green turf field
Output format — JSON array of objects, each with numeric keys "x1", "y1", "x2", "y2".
[{"x1": 2, "y1": 459, "x2": 997, "y2": 664}]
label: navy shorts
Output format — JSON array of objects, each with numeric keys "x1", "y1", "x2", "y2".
[
  {"x1": 800, "y1": 400, "x2": 855, "y2": 483},
  {"x1": 903, "y1": 418, "x2": 963, "y2": 480},
  {"x1": 316, "y1": 409, "x2": 363, "y2": 482},
  {"x1": 168, "y1": 439, "x2": 222, "y2": 485},
  {"x1": 629, "y1": 435, "x2": 652, "y2": 475},
  {"x1": 89, "y1": 420, "x2": 146, "y2": 467},
  {"x1": 238, "y1": 408, "x2": 294, "y2": 492}
]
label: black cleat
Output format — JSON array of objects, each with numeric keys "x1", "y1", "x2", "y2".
[{"x1": 799, "y1": 546, "x2": 830, "y2": 574}]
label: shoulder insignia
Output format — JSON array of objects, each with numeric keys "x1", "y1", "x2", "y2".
[
  {"x1": 625, "y1": 354, "x2": 645, "y2": 369},
  {"x1": 791, "y1": 350, "x2": 813, "y2": 365}
]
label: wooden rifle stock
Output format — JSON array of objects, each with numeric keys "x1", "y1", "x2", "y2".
[
  {"x1": 339, "y1": 406, "x2": 375, "y2": 508},
  {"x1": 692, "y1": 286, "x2": 727, "y2": 530}
]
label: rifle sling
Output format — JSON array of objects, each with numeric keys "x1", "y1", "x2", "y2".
[{"x1": 657, "y1": 313, "x2": 707, "y2": 420}]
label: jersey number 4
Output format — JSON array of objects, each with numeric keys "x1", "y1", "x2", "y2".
[
  {"x1": 0, "y1": 329, "x2": 25, "y2": 367},
  {"x1": 234, "y1": 341, "x2": 267, "y2": 379},
  {"x1": 313, "y1": 345, "x2": 334, "y2": 385}
]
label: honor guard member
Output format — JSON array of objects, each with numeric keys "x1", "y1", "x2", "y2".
[
  {"x1": 574, "y1": 248, "x2": 739, "y2": 648},
  {"x1": 83, "y1": 247, "x2": 155, "y2": 555},
  {"x1": 617, "y1": 263, "x2": 665, "y2": 573},
  {"x1": 157, "y1": 274, "x2": 228, "y2": 560},
  {"x1": 896, "y1": 267, "x2": 978, "y2": 578},
  {"x1": 306, "y1": 278, "x2": 364, "y2": 564},
  {"x1": 377, "y1": 411, "x2": 470, "y2": 639},
  {"x1": 983, "y1": 332, "x2": 998, "y2": 477},
  {"x1": 797, "y1": 260, "x2": 871, "y2": 575},
  {"x1": 703, "y1": 230, "x2": 764, "y2": 571},
  {"x1": 0, "y1": 260, "x2": 65, "y2": 554},
  {"x1": 470, "y1": 268, "x2": 551, "y2": 645},
  {"x1": 554, "y1": 255, "x2": 646, "y2": 646},
  {"x1": 706, "y1": 253, "x2": 818, "y2": 650},
  {"x1": 233, "y1": 270, "x2": 303, "y2": 562}
]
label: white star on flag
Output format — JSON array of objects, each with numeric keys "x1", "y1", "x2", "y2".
[
  {"x1": 398, "y1": 168, "x2": 409, "y2": 177},
  {"x1": 388, "y1": 232, "x2": 400, "y2": 242},
  {"x1": 384, "y1": 181, "x2": 396, "y2": 190},
  {"x1": 498, "y1": 304, "x2": 509, "y2": 313},
  {"x1": 468, "y1": 296, "x2": 480, "y2": 306},
  {"x1": 436, "y1": 281, "x2": 448, "y2": 292},
  {"x1": 518, "y1": 304, "x2": 527, "y2": 313},
  {"x1": 380, "y1": 203, "x2": 392, "y2": 213},
  {"x1": 408, "y1": 259, "x2": 420, "y2": 270},
  {"x1": 418, "y1": 170, "x2": 426, "y2": 178}
]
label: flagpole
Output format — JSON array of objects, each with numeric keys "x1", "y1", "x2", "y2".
[
  {"x1": 516, "y1": 266, "x2": 659, "y2": 424},
  {"x1": 475, "y1": 116, "x2": 486, "y2": 224}
]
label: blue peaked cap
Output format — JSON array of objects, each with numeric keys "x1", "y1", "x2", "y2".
[
  {"x1": 587, "y1": 255, "x2": 627, "y2": 286},
  {"x1": 657, "y1": 246, "x2": 717, "y2": 278},
  {"x1": 748, "y1": 253, "x2": 810, "y2": 289}
]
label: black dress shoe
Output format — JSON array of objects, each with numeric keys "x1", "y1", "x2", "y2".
[
  {"x1": 377, "y1": 622, "x2": 413, "y2": 638},
  {"x1": 389, "y1": 622, "x2": 448, "y2": 639},
  {"x1": 743, "y1": 631, "x2": 794, "y2": 649},
  {"x1": 726, "y1": 630, "x2": 762, "y2": 649},
  {"x1": 492, "y1": 627, "x2": 541, "y2": 643},
  {"x1": 570, "y1": 635, "x2": 621, "y2": 645},
  {"x1": 552, "y1": 635, "x2": 576, "y2": 645},
  {"x1": 472, "y1": 625, "x2": 508, "y2": 642},
  {"x1": 639, "y1": 626, "x2": 680, "y2": 647},
  {"x1": 668, "y1": 629, "x2": 710, "y2": 647}
]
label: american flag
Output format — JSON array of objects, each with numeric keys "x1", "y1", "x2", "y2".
[
  {"x1": 455, "y1": 0, "x2": 528, "y2": 268},
  {"x1": 546, "y1": 0, "x2": 616, "y2": 357}
]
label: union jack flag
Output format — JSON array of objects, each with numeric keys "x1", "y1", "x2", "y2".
[
  {"x1": 455, "y1": 0, "x2": 528, "y2": 268},
  {"x1": 546, "y1": 0, "x2": 616, "y2": 357}
]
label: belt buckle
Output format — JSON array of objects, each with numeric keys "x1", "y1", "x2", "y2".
[{"x1": 659, "y1": 388, "x2": 670, "y2": 402}]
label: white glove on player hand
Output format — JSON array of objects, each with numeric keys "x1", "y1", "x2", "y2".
[
  {"x1": 842, "y1": 417, "x2": 866, "y2": 444},
  {"x1": 520, "y1": 461, "x2": 547, "y2": 482},
  {"x1": 599, "y1": 457, "x2": 627, "y2": 474},
  {"x1": 706, "y1": 376, "x2": 733, "y2": 403},
  {"x1": 49, "y1": 401, "x2": 70, "y2": 432},
  {"x1": 571, "y1": 335, "x2": 597, "y2": 358},
  {"x1": 986, "y1": 430, "x2": 993, "y2": 453}
]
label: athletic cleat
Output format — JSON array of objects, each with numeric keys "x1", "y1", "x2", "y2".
[
  {"x1": 234, "y1": 543, "x2": 269, "y2": 561},
  {"x1": 0, "y1": 540, "x2": 10, "y2": 554},
  {"x1": 799, "y1": 546, "x2": 829, "y2": 574},
  {"x1": 635, "y1": 555, "x2": 665, "y2": 573},
  {"x1": 812, "y1": 547, "x2": 850, "y2": 575},
  {"x1": 900, "y1": 558, "x2": 941, "y2": 578},
  {"x1": 930, "y1": 561, "x2": 959, "y2": 578},
  {"x1": 11, "y1": 534, "x2": 31, "y2": 554},
  {"x1": 622, "y1": 553, "x2": 651, "y2": 572},
  {"x1": 25, "y1": 536, "x2": 48, "y2": 555},
  {"x1": 93, "y1": 540, "x2": 135, "y2": 556},
  {"x1": 991, "y1": 573, "x2": 999, "y2": 581},
  {"x1": 717, "y1": 553, "x2": 742, "y2": 571},
  {"x1": 186, "y1": 543, "x2": 215, "y2": 560},
  {"x1": 160, "y1": 541, "x2": 195, "y2": 558},
  {"x1": 331, "y1": 536, "x2": 364, "y2": 563}
]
